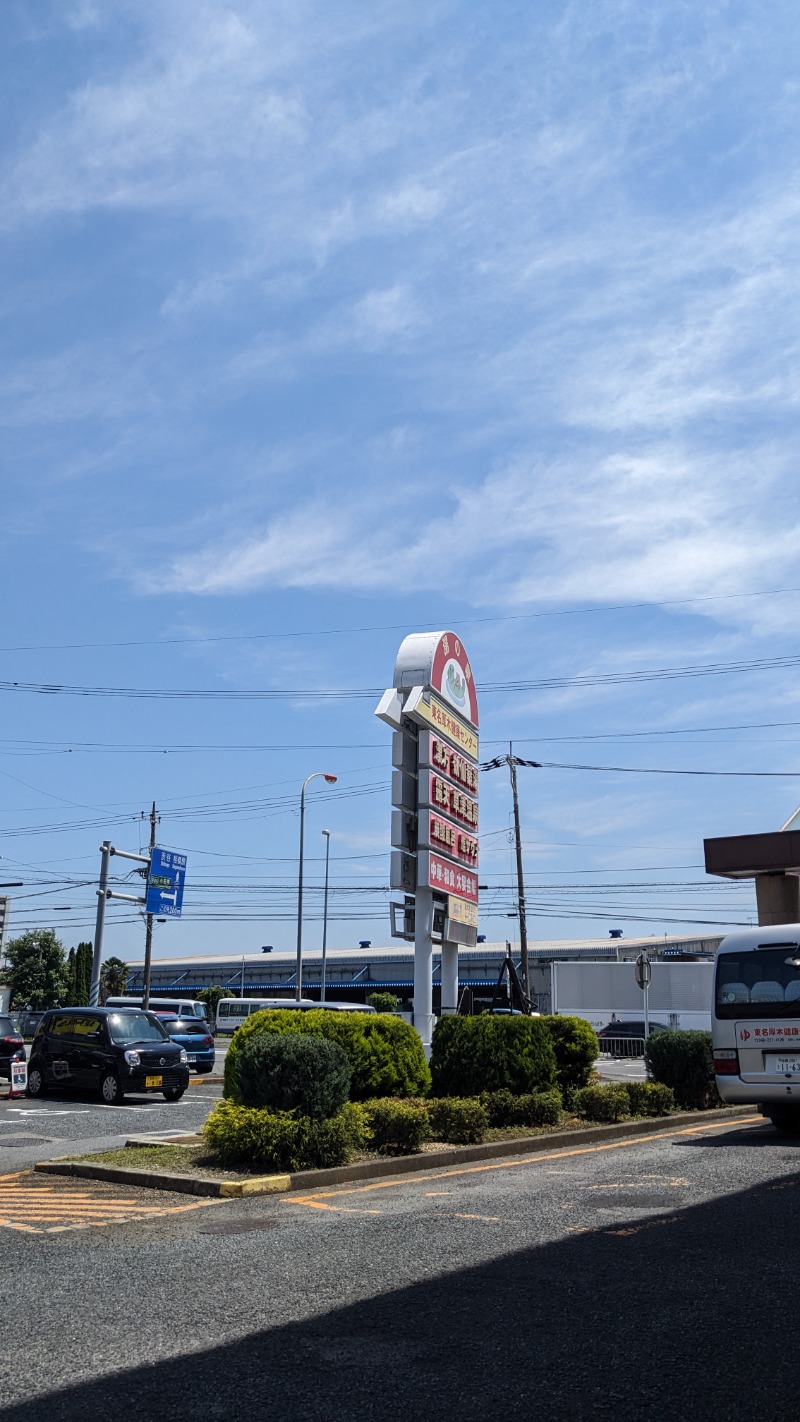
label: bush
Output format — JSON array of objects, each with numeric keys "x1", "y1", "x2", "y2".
[
  {"x1": 367, "y1": 992, "x2": 400, "y2": 1013},
  {"x1": 481, "y1": 1088, "x2": 563, "y2": 1129},
  {"x1": 541, "y1": 1016, "x2": 598, "y2": 1091},
  {"x1": 625, "y1": 1081, "x2": 675, "y2": 1117},
  {"x1": 204, "y1": 1100, "x2": 354, "y2": 1171},
  {"x1": 365, "y1": 1099, "x2": 431, "y2": 1155},
  {"x1": 430, "y1": 1015, "x2": 557, "y2": 1098},
  {"x1": 225, "y1": 1009, "x2": 431, "y2": 1102},
  {"x1": 233, "y1": 1033, "x2": 350, "y2": 1119},
  {"x1": 427, "y1": 1097, "x2": 488, "y2": 1144},
  {"x1": 644, "y1": 1029, "x2": 720, "y2": 1110},
  {"x1": 574, "y1": 1084, "x2": 631, "y2": 1123}
]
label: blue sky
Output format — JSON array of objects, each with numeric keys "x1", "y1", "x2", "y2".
[{"x1": 3, "y1": 0, "x2": 800, "y2": 964}]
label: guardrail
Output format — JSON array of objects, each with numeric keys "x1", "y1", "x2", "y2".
[{"x1": 597, "y1": 1036, "x2": 647, "y2": 1058}]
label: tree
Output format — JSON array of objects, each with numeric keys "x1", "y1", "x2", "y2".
[
  {"x1": 100, "y1": 956, "x2": 129, "y2": 1001},
  {"x1": 73, "y1": 942, "x2": 93, "y2": 1004},
  {"x1": 197, "y1": 985, "x2": 225, "y2": 1021},
  {"x1": 368, "y1": 991, "x2": 400, "y2": 1014},
  {"x1": 6, "y1": 930, "x2": 69, "y2": 1010},
  {"x1": 64, "y1": 947, "x2": 77, "y2": 1005}
]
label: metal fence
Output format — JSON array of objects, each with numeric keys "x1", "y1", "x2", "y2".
[{"x1": 597, "y1": 1036, "x2": 647, "y2": 1058}]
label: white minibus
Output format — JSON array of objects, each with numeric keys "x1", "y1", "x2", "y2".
[
  {"x1": 215, "y1": 997, "x2": 376, "y2": 1034},
  {"x1": 713, "y1": 923, "x2": 800, "y2": 1130},
  {"x1": 105, "y1": 996, "x2": 208, "y2": 1021}
]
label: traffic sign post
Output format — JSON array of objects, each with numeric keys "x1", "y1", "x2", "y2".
[{"x1": 635, "y1": 952, "x2": 652, "y2": 1039}]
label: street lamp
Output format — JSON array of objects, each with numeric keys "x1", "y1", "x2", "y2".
[
  {"x1": 321, "y1": 829, "x2": 331, "y2": 1003},
  {"x1": 296, "y1": 772, "x2": 337, "y2": 1001}
]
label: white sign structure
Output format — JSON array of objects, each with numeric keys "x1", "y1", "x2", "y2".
[{"x1": 375, "y1": 631, "x2": 479, "y2": 1050}]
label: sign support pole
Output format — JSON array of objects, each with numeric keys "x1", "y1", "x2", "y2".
[
  {"x1": 413, "y1": 885, "x2": 435, "y2": 1051},
  {"x1": 90, "y1": 841, "x2": 111, "y2": 1007},
  {"x1": 440, "y1": 939, "x2": 459, "y2": 1016},
  {"x1": 142, "y1": 802, "x2": 159, "y2": 1010}
]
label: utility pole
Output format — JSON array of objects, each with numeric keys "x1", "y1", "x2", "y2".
[
  {"x1": 507, "y1": 745, "x2": 529, "y2": 1001},
  {"x1": 142, "y1": 802, "x2": 159, "y2": 1009},
  {"x1": 481, "y1": 745, "x2": 541, "y2": 1004}
]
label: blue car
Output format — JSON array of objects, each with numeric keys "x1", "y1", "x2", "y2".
[{"x1": 155, "y1": 1014, "x2": 216, "y2": 1074}]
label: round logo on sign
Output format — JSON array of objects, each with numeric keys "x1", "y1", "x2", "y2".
[{"x1": 442, "y1": 659, "x2": 468, "y2": 712}]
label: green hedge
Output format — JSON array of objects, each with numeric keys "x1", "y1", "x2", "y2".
[
  {"x1": 225, "y1": 1008, "x2": 431, "y2": 1102},
  {"x1": 204, "y1": 1099, "x2": 361, "y2": 1171},
  {"x1": 365, "y1": 1099, "x2": 431, "y2": 1155},
  {"x1": 427, "y1": 1097, "x2": 488, "y2": 1144},
  {"x1": 481, "y1": 1088, "x2": 563, "y2": 1128},
  {"x1": 625, "y1": 1081, "x2": 674, "y2": 1117},
  {"x1": 541, "y1": 1016, "x2": 598, "y2": 1091},
  {"x1": 644, "y1": 1029, "x2": 720, "y2": 1110},
  {"x1": 574, "y1": 1084, "x2": 630, "y2": 1123},
  {"x1": 430, "y1": 1015, "x2": 557, "y2": 1098},
  {"x1": 233, "y1": 1033, "x2": 350, "y2": 1118}
]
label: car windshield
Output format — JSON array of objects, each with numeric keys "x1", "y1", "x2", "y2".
[
  {"x1": 106, "y1": 1012, "x2": 169, "y2": 1045},
  {"x1": 0, "y1": 1017, "x2": 18, "y2": 1036},
  {"x1": 169, "y1": 1019, "x2": 209, "y2": 1034}
]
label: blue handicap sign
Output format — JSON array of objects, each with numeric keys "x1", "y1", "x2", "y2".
[{"x1": 146, "y1": 847, "x2": 187, "y2": 918}]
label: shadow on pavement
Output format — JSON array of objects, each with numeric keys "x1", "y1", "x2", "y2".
[{"x1": 4, "y1": 1167, "x2": 800, "y2": 1422}]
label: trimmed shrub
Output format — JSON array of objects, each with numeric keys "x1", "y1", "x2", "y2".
[
  {"x1": 625, "y1": 1081, "x2": 675, "y2": 1117},
  {"x1": 367, "y1": 992, "x2": 400, "y2": 1013},
  {"x1": 233, "y1": 1033, "x2": 350, "y2": 1118},
  {"x1": 204, "y1": 1099, "x2": 354, "y2": 1171},
  {"x1": 644, "y1": 1029, "x2": 720, "y2": 1110},
  {"x1": 338, "y1": 1100, "x2": 370, "y2": 1151},
  {"x1": 427, "y1": 1097, "x2": 488, "y2": 1144},
  {"x1": 365, "y1": 1099, "x2": 431, "y2": 1155},
  {"x1": 542, "y1": 1016, "x2": 598, "y2": 1092},
  {"x1": 430, "y1": 1014, "x2": 557, "y2": 1098},
  {"x1": 481, "y1": 1088, "x2": 563, "y2": 1129},
  {"x1": 225, "y1": 1009, "x2": 431, "y2": 1102},
  {"x1": 574, "y1": 1084, "x2": 630, "y2": 1123}
]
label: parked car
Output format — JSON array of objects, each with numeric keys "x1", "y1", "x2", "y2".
[
  {"x1": 596, "y1": 1019, "x2": 667, "y2": 1040},
  {"x1": 0, "y1": 1015, "x2": 26, "y2": 1081},
  {"x1": 154, "y1": 1014, "x2": 216, "y2": 1074},
  {"x1": 26, "y1": 1008, "x2": 190, "y2": 1104},
  {"x1": 11, "y1": 1010, "x2": 45, "y2": 1039}
]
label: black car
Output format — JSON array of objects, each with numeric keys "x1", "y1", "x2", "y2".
[
  {"x1": 596, "y1": 1019, "x2": 668, "y2": 1041},
  {"x1": 26, "y1": 1008, "x2": 190, "y2": 1104},
  {"x1": 0, "y1": 1014, "x2": 26, "y2": 1081}
]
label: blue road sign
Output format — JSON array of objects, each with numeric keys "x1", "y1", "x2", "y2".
[{"x1": 146, "y1": 847, "x2": 187, "y2": 918}]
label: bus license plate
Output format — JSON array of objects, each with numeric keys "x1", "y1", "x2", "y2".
[
  {"x1": 774, "y1": 1057, "x2": 800, "y2": 1074},
  {"x1": 145, "y1": 1074, "x2": 163, "y2": 1088}
]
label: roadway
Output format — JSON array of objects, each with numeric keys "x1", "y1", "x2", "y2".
[{"x1": 1, "y1": 1112, "x2": 798, "y2": 1420}]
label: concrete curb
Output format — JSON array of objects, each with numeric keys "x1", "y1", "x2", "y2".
[
  {"x1": 34, "y1": 1105, "x2": 758, "y2": 1199},
  {"x1": 188, "y1": 1076, "x2": 224, "y2": 1085}
]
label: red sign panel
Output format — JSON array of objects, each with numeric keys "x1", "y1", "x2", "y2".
[
  {"x1": 421, "y1": 732, "x2": 479, "y2": 792},
  {"x1": 418, "y1": 851, "x2": 479, "y2": 903},
  {"x1": 422, "y1": 772, "x2": 479, "y2": 830},
  {"x1": 430, "y1": 633, "x2": 479, "y2": 728},
  {"x1": 424, "y1": 812, "x2": 479, "y2": 867}
]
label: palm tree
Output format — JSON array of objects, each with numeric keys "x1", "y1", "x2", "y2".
[{"x1": 100, "y1": 956, "x2": 129, "y2": 1001}]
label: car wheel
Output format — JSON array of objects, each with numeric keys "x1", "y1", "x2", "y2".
[
  {"x1": 26, "y1": 1063, "x2": 45, "y2": 1097},
  {"x1": 765, "y1": 1107, "x2": 800, "y2": 1134},
  {"x1": 163, "y1": 1087, "x2": 186, "y2": 1102},
  {"x1": 99, "y1": 1071, "x2": 124, "y2": 1105}
]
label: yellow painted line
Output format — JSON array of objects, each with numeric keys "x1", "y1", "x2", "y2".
[
  {"x1": 284, "y1": 1116, "x2": 765, "y2": 1209},
  {"x1": 453, "y1": 1212, "x2": 501, "y2": 1223}
]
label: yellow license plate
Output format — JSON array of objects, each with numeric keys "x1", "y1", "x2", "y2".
[{"x1": 145, "y1": 1074, "x2": 163, "y2": 1088}]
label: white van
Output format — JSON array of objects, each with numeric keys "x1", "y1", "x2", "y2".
[
  {"x1": 215, "y1": 997, "x2": 376, "y2": 1034},
  {"x1": 104, "y1": 996, "x2": 208, "y2": 1021},
  {"x1": 713, "y1": 924, "x2": 800, "y2": 1129}
]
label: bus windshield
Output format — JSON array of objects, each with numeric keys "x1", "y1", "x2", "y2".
[{"x1": 715, "y1": 946, "x2": 800, "y2": 1019}]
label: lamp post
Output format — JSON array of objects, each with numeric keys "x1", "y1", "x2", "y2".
[
  {"x1": 321, "y1": 829, "x2": 331, "y2": 1003},
  {"x1": 296, "y1": 773, "x2": 337, "y2": 1001}
]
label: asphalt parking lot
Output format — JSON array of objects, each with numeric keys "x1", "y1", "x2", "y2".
[{"x1": 1, "y1": 1112, "x2": 798, "y2": 1422}]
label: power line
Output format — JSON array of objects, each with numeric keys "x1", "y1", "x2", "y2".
[{"x1": 2, "y1": 583, "x2": 798, "y2": 653}]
